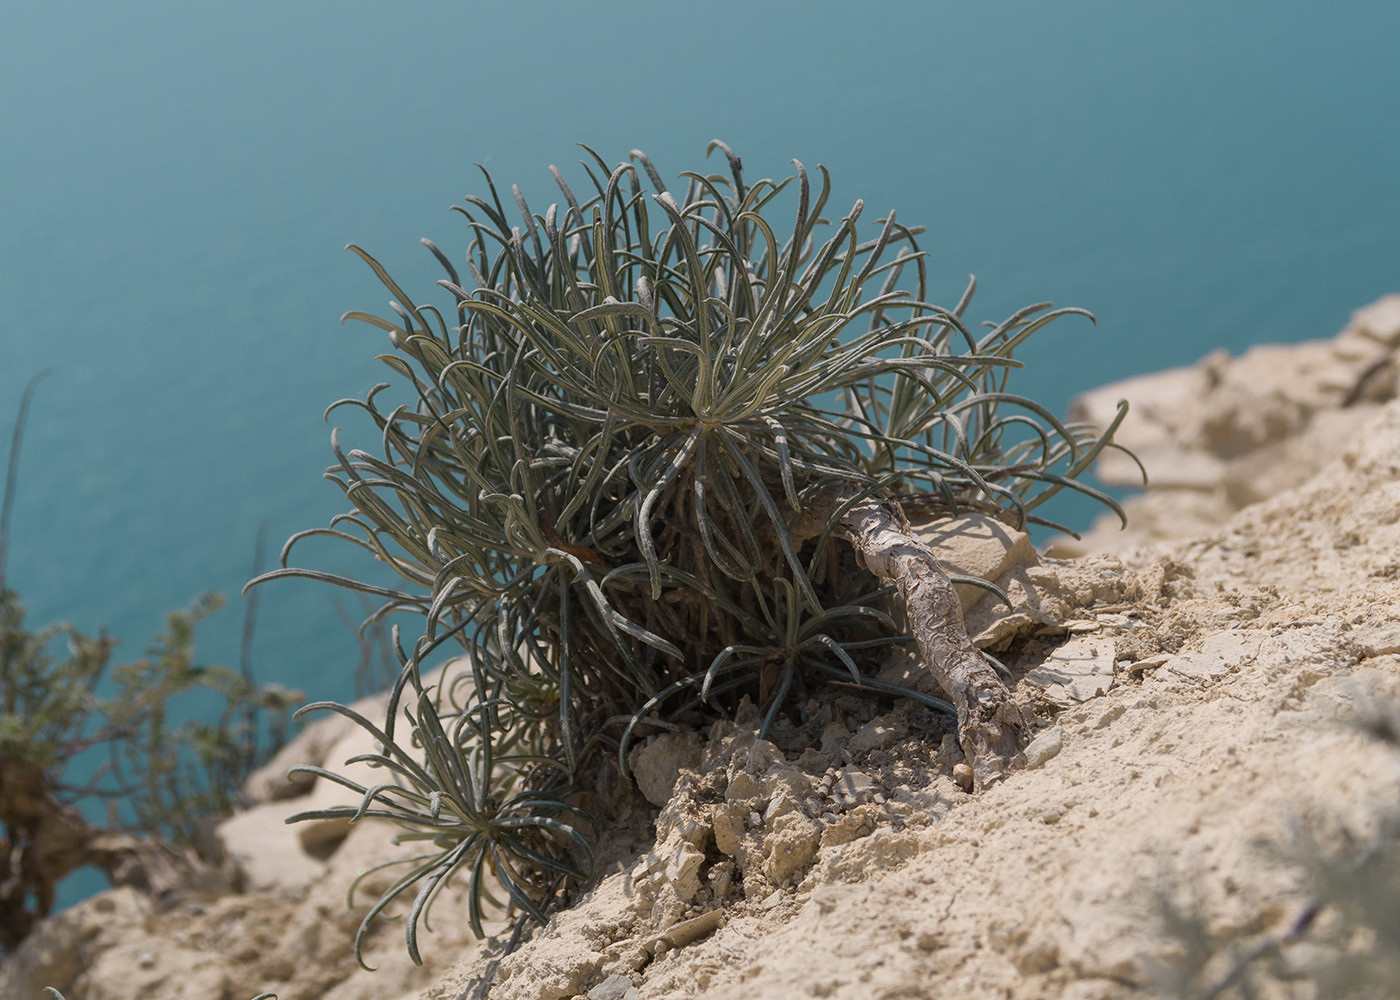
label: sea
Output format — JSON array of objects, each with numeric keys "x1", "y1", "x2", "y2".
[{"x1": 1, "y1": 0, "x2": 1397, "y2": 907}]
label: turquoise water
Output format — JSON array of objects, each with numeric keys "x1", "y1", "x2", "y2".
[{"x1": 2, "y1": 1, "x2": 1397, "y2": 903}]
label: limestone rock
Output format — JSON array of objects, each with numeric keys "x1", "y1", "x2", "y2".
[
  {"x1": 215, "y1": 796, "x2": 327, "y2": 893},
  {"x1": 1058, "y1": 295, "x2": 1400, "y2": 555},
  {"x1": 590, "y1": 973, "x2": 641, "y2": 1000},
  {"x1": 0, "y1": 888, "x2": 152, "y2": 999},
  {"x1": 242, "y1": 711, "x2": 352, "y2": 804},
  {"x1": 1350, "y1": 621, "x2": 1400, "y2": 658},
  {"x1": 1022, "y1": 726, "x2": 1064, "y2": 769},
  {"x1": 1023, "y1": 635, "x2": 1116, "y2": 705},
  {"x1": 913, "y1": 512, "x2": 1037, "y2": 613},
  {"x1": 1353, "y1": 293, "x2": 1400, "y2": 346},
  {"x1": 846, "y1": 713, "x2": 908, "y2": 754},
  {"x1": 629, "y1": 730, "x2": 705, "y2": 807},
  {"x1": 1165, "y1": 629, "x2": 1268, "y2": 683}
]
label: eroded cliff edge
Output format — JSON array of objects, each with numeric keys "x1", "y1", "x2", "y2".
[{"x1": 6, "y1": 296, "x2": 1399, "y2": 1000}]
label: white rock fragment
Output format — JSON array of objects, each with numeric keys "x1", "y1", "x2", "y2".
[
  {"x1": 1166, "y1": 629, "x2": 1268, "y2": 682},
  {"x1": 589, "y1": 973, "x2": 639, "y2": 1000},
  {"x1": 661, "y1": 908, "x2": 724, "y2": 948},
  {"x1": 1023, "y1": 636, "x2": 1116, "y2": 706},
  {"x1": 1127, "y1": 653, "x2": 1172, "y2": 674},
  {"x1": 1349, "y1": 621, "x2": 1400, "y2": 658},
  {"x1": 628, "y1": 731, "x2": 704, "y2": 807},
  {"x1": 662, "y1": 837, "x2": 705, "y2": 901},
  {"x1": 847, "y1": 712, "x2": 908, "y2": 753},
  {"x1": 913, "y1": 512, "x2": 1037, "y2": 613},
  {"x1": 832, "y1": 769, "x2": 876, "y2": 808},
  {"x1": 1353, "y1": 294, "x2": 1400, "y2": 346},
  {"x1": 1023, "y1": 727, "x2": 1064, "y2": 770}
]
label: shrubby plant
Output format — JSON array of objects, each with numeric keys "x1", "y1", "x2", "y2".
[
  {"x1": 255, "y1": 142, "x2": 1130, "y2": 962},
  {"x1": 0, "y1": 375, "x2": 300, "y2": 951}
]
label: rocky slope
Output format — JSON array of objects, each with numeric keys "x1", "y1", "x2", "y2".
[
  {"x1": 4, "y1": 296, "x2": 1398, "y2": 1000},
  {"x1": 1053, "y1": 294, "x2": 1400, "y2": 555}
]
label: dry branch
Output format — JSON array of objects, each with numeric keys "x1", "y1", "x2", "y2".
[{"x1": 798, "y1": 485, "x2": 1030, "y2": 790}]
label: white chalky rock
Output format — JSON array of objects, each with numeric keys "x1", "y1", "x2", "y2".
[
  {"x1": 1023, "y1": 726, "x2": 1064, "y2": 770},
  {"x1": 1023, "y1": 636, "x2": 1116, "y2": 705}
]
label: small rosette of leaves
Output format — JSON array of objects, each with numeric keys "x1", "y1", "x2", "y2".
[{"x1": 285, "y1": 643, "x2": 592, "y2": 968}]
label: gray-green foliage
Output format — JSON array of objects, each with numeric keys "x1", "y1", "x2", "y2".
[
  {"x1": 0, "y1": 585, "x2": 301, "y2": 945},
  {"x1": 255, "y1": 142, "x2": 1129, "y2": 962}
]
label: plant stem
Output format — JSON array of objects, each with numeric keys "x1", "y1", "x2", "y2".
[{"x1": 798, "y1": 484, "x2": 1029, "y2": 789}]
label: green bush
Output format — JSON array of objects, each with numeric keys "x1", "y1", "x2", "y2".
[
  {"x1": 0, "y1": 376, "x2": 301, "y2": 951},
  {"x1": 256, "y1": 142, "x2": 1128, "y2": 963}
]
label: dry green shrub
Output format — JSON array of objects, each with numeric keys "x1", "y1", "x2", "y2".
[{"x1": 255, "y1": 142, "x2": 1129, "y2": 963}]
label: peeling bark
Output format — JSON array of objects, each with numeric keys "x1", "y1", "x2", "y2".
[{"x1": 798, "y1": 485, "x2": 1030, "y2": 790}]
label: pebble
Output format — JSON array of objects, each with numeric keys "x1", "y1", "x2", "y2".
[
  {"x1": 834, "y1": 768, "x2": 875, "y2": 807},
  {"x1": 1023, "y1": 726, "x2": 1064, "y2": 769},
  {"x1": 663, "y1": 908, "x2": 725, "y2": 948},
  {"x1": 589, "y1": 974, "x2": 639, "y2": 1000},
  {"x1": 1127, "y1": 653, "x2": 1172, "y2": 674},
  {"x1": 952, "y1": 763, "x2": 974, "y2": 790}
]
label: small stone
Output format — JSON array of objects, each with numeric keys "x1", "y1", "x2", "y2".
[
  {"x1": 913, "y1": 512, "x2": 1037, "y2": 612},
  {"x1": 1023, "y1": 635, "x2": 1116, "y2": 704},
  {"x1": 1023, "y1": 726, "x2": 1064, "y2": 769},
  {"x1": 137, "y1": 952, "x2": 156, "y2": 970},
  {"x1": 760, "y1": 890, "x2": 784, "y2": 909},
  {"x1": 1127, "y1": 653, "x2": 1172, "y2": 674},
  {"x1": 1349, "y1": 622, "x2": 1400, "y2": 658},
  {"x1": 629, "y1": 731, "x2": 704, "y2": 807},
  {"x1": 953, "y1": 763, "x2": 974, "y2": 790},
  {"x1": 663, "y1": 907, "x2": 724, "y2": 947},
  {"x1": 848, "y1": 712, "x2": 909, "y2": 753},
  {"x1": 708, "y1": 862, "x2": 733, "y2": 900},
  {"x1": 589, "y1": 973, "x2": 637, "y2": 1000},
  {"x1": 833, "y1": 768, "x2": 876, "y2": 807}
]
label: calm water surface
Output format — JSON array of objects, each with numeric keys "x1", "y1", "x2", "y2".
[{"x1": 1, "y1": 1, "x2": 1397, "y2": 904}]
